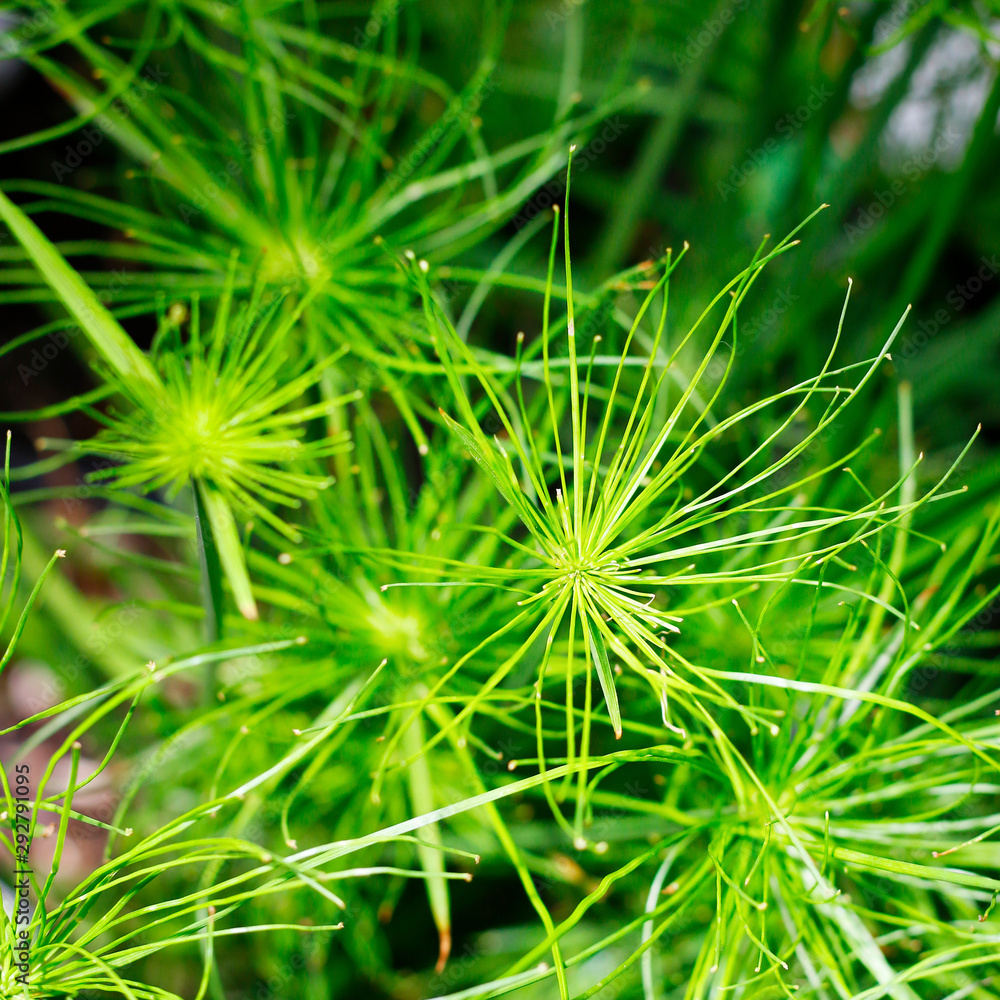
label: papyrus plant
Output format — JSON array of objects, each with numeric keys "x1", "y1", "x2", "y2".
[
  {"x1": 377, "y1": 183, "x2": 975, "y2": 850},
  {"x1": 0, "y1": 190, "x2": 353, "y2": 628}
]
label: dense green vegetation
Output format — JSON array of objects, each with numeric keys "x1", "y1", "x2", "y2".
[{"x1": 1, "y1": 1, "x2": 999, "y2": 997}]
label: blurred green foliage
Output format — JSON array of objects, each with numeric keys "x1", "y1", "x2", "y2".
[{"x1": 1, "y1": 2, "x2": 999, "y2": 999}]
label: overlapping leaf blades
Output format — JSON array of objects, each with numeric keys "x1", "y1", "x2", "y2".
[{"x1": 381, "y1": 187, "x2": 972, "y2": 856}]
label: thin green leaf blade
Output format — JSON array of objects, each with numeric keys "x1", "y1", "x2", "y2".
[
  {"x1": 193, "y1": 483, "x2": 225, "y2": 642},
  {"x1": 585, "y1": 612, "x2": 622, "y2": 739},
  {"x1": 197, "y1": 482, "x2": 258, "y2": 622},
  {"x1": 0, "y1": 188, "x2": 162, "y2": 395}
]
